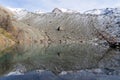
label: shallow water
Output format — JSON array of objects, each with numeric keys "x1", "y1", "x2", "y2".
[{"x1": 0, "y1": 43, "x2": 120, "y2": 76}]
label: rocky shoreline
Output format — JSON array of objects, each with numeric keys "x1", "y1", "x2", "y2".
[{"x1": 1, "y1": 68, "x2": 120, "y2": 80}]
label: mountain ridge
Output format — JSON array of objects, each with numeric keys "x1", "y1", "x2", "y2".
[{"x1": 0, "y1": 6, "x2": 120, "y2": 49}]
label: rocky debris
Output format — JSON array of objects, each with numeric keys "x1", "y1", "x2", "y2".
[
  {"x1": 57, "y1": 26, "x2": 64, "y2": 31},
  {"x1": 59, "y1": 70, "x2": 120, "y2": 80},
  {"x1": 108, "y1": 42, "x2": 120, "y2": 49},
  {"x1": 6, "y1": 64, "x2": 26, "y2": 76},
  {"x1": 1, "y1": 69, "x2": 120, "y2": 80}
]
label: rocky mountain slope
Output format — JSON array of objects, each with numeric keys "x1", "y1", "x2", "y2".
[
  {"x1": 85, "y1": 8, "x2": 120, "y2": 41},
  {"x1": 0, "y1": 6, "x2": 46, "y2": 51},
  {"x1": 0, "y1": 6, "x2": 120, "y2": 78},
  {"x1": 84, "y1": 8, "x2": 120, "y2": 16},
  {"x1": 7, "y1": 7, "x2": 99, "y2": 44},
  {"x1": 0, "y1": 6, "x2": 120, "y2": 49},
  {"x1": 8, "y1": 7, "x2": 120, "y2": 46},
  {"x1": 0, "y1": 6, "x2": 15, "y2": 51}
]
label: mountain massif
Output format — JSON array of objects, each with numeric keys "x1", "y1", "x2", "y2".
[
  {"x1": 0, "y1": 6, "x2": 120, "y2": 51},
  {"x1": 0, "y1": 5, "x2": 120, "y2": 80}
]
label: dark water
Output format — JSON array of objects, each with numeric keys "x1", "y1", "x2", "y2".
[{"x1": 0, "y1": 43, "x2": 120, "y2": 76}]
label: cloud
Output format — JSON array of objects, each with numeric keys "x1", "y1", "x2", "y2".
[{"x1": 0, "y1": 0, "x2": 120, "y2": 12}]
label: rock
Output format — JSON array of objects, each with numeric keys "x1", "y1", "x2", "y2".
[
  {"x1": 52, "y1": 8, "x2": 62, "y2": 14},
  {"x1": 57, "y1": 26, "x2": 64, "y2": 31}
]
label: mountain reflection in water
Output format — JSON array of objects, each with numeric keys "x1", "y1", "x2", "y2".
[{"x1": 0, "y1": 43, "x2": 120, "y2": 76}]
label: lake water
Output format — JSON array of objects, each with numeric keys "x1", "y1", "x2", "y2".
[{"x1": 0, "y1": 43, "x2": 120, "y2": 76}]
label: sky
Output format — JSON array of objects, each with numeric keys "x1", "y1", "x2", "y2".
[{"x1": 0, "y1": 0, "x2": 120, "y2": 12}]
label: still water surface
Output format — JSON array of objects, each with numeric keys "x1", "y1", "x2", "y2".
[{"x1": 0, "y1": 43, "x2": 120, "y2": 75}]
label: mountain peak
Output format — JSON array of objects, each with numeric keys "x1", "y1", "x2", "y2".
[
  {"x1": 84, "y1": 8, "x2": 120, "y2": 16},
  {"x1": 7, "y1": 7, "x2": 28, "y2": 20},
  {"x1": 52, "y1": 8, "x2": 80, "y2": 13},
  {"x1": 7, "y1": 7, "x2": 27, "y2": 13}
]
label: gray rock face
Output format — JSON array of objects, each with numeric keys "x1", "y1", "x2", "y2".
[
  {"x1": 14, "y1": 10, "x2": 120, "y2": 45},
  {"x1": 18, "y1": 13, "x2": 100, "y2": 44}
]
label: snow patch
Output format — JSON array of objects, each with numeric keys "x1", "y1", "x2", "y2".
[
  {"x1": 84, "y1": 8, "x2": 120, "y2": 16},
  {"x1": 7, "y1": 7, "x2": 28, "y2": 20},
  {"x1": 34, "y1": 10, "x2": 45, "y2": 14},
  {"x1": 6, "y1": 71, "x2": 23, "y2": 76}
]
